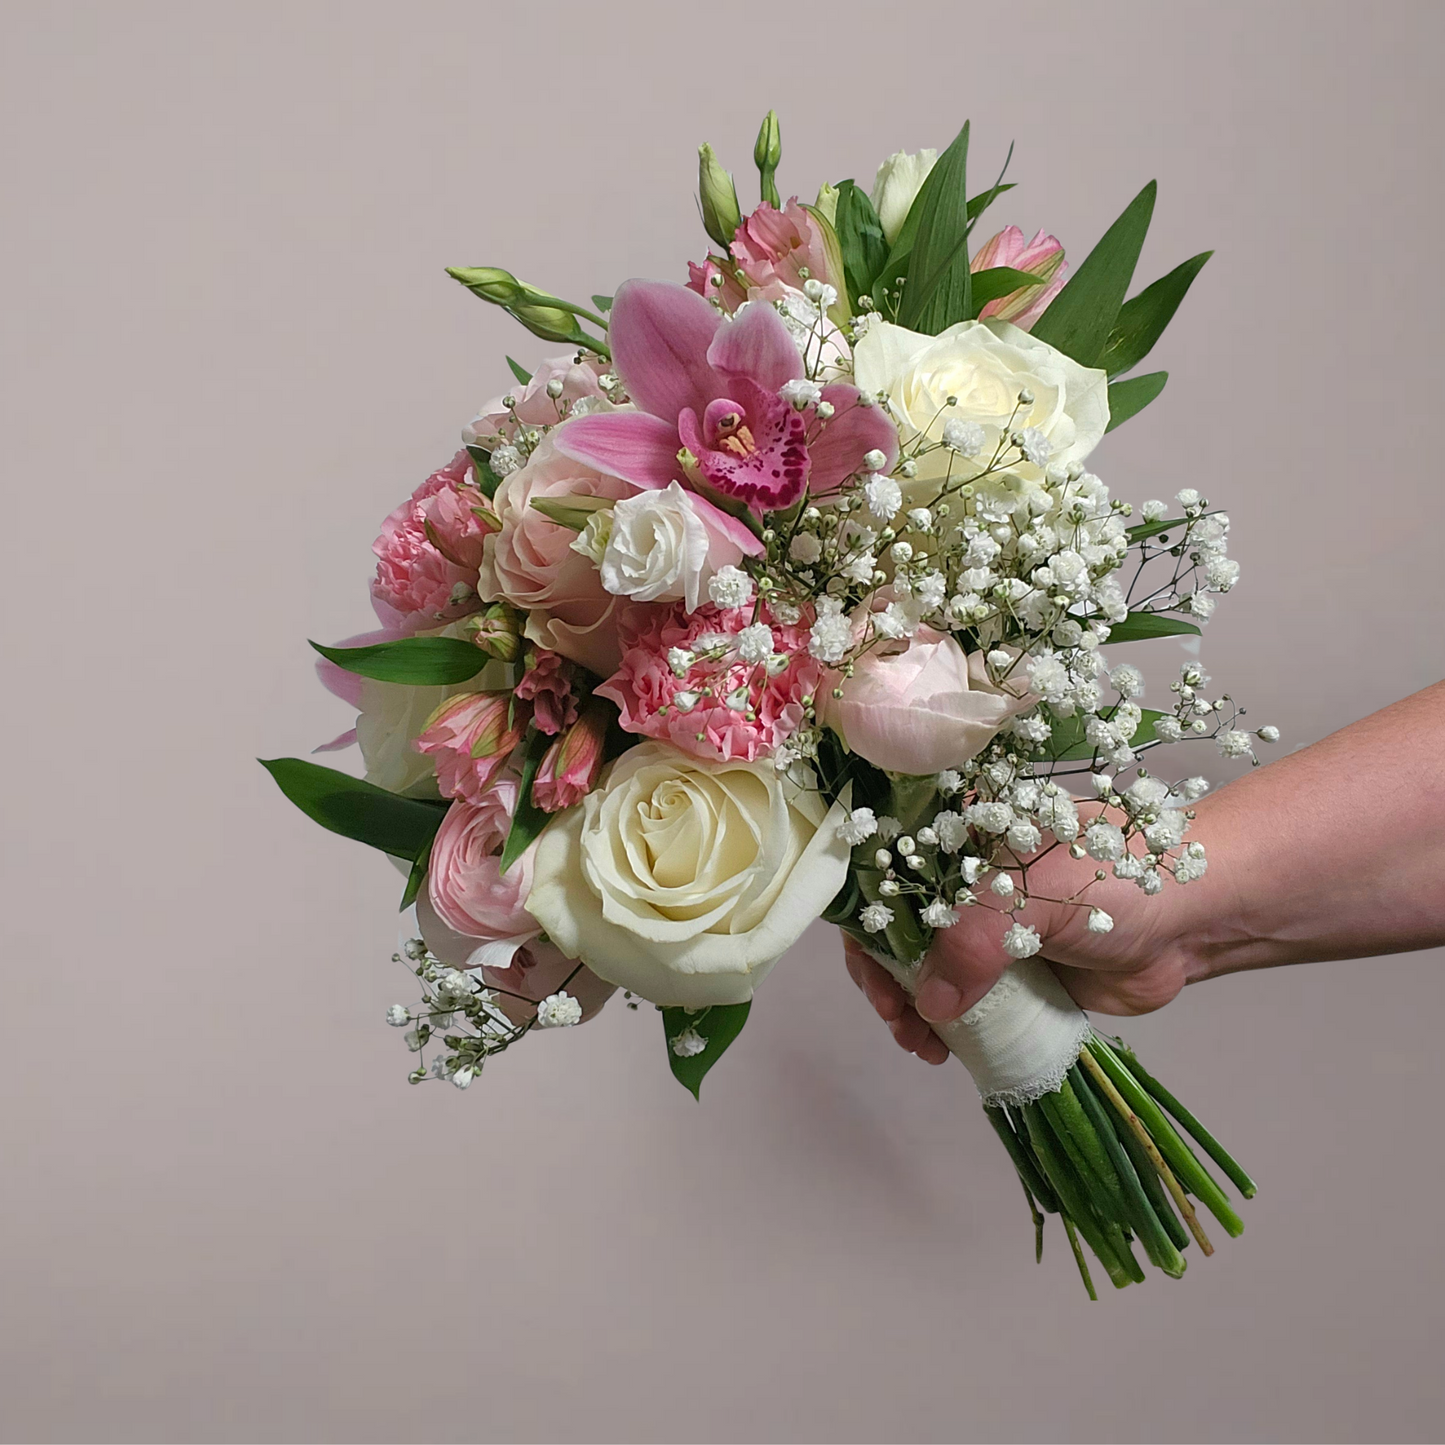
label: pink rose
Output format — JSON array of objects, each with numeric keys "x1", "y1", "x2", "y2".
[
  {"x1": 423, "y1": 784, "x2": 541, "y2": 967},
  {"x1": 731, "y1": 199, "x2": 836, "y2": 301},
  {"x1": 820, "y1": 628, "x2": 1036, "y2": 775},
  {"x1": 970, "y1": 226, "x2": 1068, "y2": 332},
  {"x1": 464, "y1": 353, "x2": 606, "y2": 447},
  {"x1": 477, "y1": 434, "x2": 641, "y2": 677},
  {"x1": 598, "y1": 602, "x2": 821, "y2": 764},
  {"x1": 532, "y1": 698, "x2": 609, "y2": 812},
  {"x1": 413, "y1": 692, "x2": 524, "y2": 804},
  {"x1": 515, "y1": 649, "x2": 578, "y2": 736},
  {"x1": 372, "y1": 452, "x2": 492, "y2": 632}
]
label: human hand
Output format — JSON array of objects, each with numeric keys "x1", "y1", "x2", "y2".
[{"x1": 843, "y1": 805, "x2": 1210, "y2": 1065}]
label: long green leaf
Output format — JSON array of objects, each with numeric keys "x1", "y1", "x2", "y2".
[
  {"x1": 505, "y1": 355, "x2": 532, "y2": 385},
  {"x1": 896, "y1": 122, "x2": 973, "y2": 334},
  {"x1": 499, "y1": 725, "x2": 554, "y2": 874},
  {"x1": 662, "y1": 1001, "x2": 752, "y2": 1099},
  {"x1": 832, "y1": 179, "x2": 889, "y2": 310},
  {"x1": 400, "y1": 835, "x2": 433, "y2": 910},
  {"x1": 1105, "y1": 371, "x2": 1168, "y2": 432},
  {"x1": 1126, "y1": 514, "x2": 1188, "y2": 544},
  {"x1": 310, "y1": 637, "x2": 490, "y2": 687},
  {"x1": 1100, "y1": 251, "x2": 1212, "y2": 376},
  {"x1": 259, "y1": 758, "x2": 448, "y2": 860},
  {"x1": 1031, "y1": 181, "x2": 1157, "y2": 366},
  {"x1": 1105, "y1": 612, "x2": 1202, "y2": 642},
  {"x1": 464, "y1": 444, "x2": 502, "y2": 500}
]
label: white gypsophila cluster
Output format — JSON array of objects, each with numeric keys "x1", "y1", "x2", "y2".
[{"x1": 385, "y1": 942, "x2": 590, "y2": 1088}]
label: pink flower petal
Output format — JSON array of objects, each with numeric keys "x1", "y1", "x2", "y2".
[
  {"x1": 705, "y1": 302, "x2": 804, "y2": 393},
  {"x1": 807, "y1": 385, "x2": 901, "y2": 495},
  {"x1": 552, "y1": 411, "x2": 683, "y2": 490},
  {"x1": 608, "y1": 279, "x2": 724, "y2": 421}
]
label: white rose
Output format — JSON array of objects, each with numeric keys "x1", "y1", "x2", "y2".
[
  {"x1": 853, "y1": 318, "x2": 1109, "y2": 488},
  {"x1": 870, "y1": 148, "x2": 938, "y2": 247},
  {"x1": 598, "y1": 480, "x2": 748, "y2": 610},
  {"x1": 526, "y1": 742, "x2": 850, "y2": 1008}
]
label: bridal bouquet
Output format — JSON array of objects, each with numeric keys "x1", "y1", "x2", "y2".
[{"x1": 265, "y1": 115, "x2": 1273, "y2": 1296}]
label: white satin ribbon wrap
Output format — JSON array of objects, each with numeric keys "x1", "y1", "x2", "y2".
[{"x1": 869, "y1": 951, "x2": 1092, "y2": 1107}]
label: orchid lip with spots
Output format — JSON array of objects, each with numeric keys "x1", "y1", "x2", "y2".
[{"x1": 268, "y1": 112, "x2": 1274, "y2": 1298}]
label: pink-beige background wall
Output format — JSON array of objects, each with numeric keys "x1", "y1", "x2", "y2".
[{"x1": 2, "y1": 2, "x2": 1442, "y2": 1441}]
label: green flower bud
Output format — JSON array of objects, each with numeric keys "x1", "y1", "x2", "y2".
[
  {"x1": 445, "y1": 266, "x2": 525, "y2": 304},
  {"x1": 754, "y1": 109, "x2": 782, "y2": 207},
  {"x1": 697, "y1": 143, "x2": 742, "y2": 249}
]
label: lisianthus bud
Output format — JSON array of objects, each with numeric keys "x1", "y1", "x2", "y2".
[
  {"x1": 463, "y1": 602, "x2": 522, "y2": 663},
  {"x1": 414, "y1": 692, "x2": 524, "y2": 803},
  {"x1": 753, "y1": 109, "x2": 782, "y2": 208},
  {"x1": 532, "y1": 699, "x2": 610, "y2": 812},
  {"x1": 445, "y1": 266, "x2": 525, "y2": 305},
  {"x1": 698, "y1": 143, "x2": 742, "y2": 249}
]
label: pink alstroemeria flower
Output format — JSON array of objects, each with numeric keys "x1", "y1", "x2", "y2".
[
  {"x1": 554, "y1": 280, "x2": 898, "y2": 515},
  {"x1": 971, "y1": 226, "x2": 1068, "y2": 331}
]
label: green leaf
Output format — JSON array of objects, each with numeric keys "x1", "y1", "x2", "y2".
[
  {"x1": 464, "y1": 444, "x2": 502, "y2": 499},
  {"x1": 1042, "y1": 708, "x2": 1165, "y2": 763},
  {"x1": 967, "y1": 265, "x2": 1050, "y2": 312},
  {"x1": 832, "y1": 179, "x2": 889, "y2": 310},
  {"x1": 505, "y1": 355, "x2": 531, "y2": 386},
  {"x1": 662, "y1": 1001, "x2": 752, "y2": 1099},
  {"x1": 309, "y1": 637, "x2": 489, "y2": 687},
  {"x1": 400, "y1": 835, "x2": 433, "y2": 910},
  {"x1": 1105, "y1": 371, "x2": 1168, "y2": 432},
  {"x1": 1105, "y1": 612, "x2": 1201, "y2": 642},
  {"x1": 259, "y1": 758, "x2": 448, "y2": 860},
  {"x1": 1099, "y1": 251, "x2": 1212, "y2": 376},
  {"x1": 499, "y1": 725, "x2": 555, "y2": 874},
  {"x1": 966, "y1": 179, "x2": 1015, "y2": 228},
  {"x1": 590, "y1": 294, "x2": 613, "y2": 312},
  {"x1": 896, "y1": 122, "x2": 973, "y2": 335},
  {"x1": 1126, "y1": 514, "x2": 1187, "y2": 543},
  {"x1": 1030, "y1": 181, "x2": 1157, "y2": 366}
]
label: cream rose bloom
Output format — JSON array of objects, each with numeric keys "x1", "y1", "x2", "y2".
[
  {"x1": 526, "y1": 742, "x2": 850, "y2": 1008},
  {"x1": 853, "y1": 318, "x2": 1109, "y2": 489},
  {"x1": 870, "y1": 148, "x2": 938, "y2": 247}
]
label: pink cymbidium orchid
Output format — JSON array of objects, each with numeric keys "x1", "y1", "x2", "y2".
[{"x1": 555, "y1": 279, "x2": 897, "y2": 515}]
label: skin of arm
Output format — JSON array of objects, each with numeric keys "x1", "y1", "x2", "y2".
[{"x1": 844, "y1": 681, "x2": 1445, "y2": 1067}]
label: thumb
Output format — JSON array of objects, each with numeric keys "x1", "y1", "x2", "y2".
[{"x1": 913, "y1": 903, "x2": 1017, "y2": 1022}]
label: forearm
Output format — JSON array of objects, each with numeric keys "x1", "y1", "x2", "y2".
[{"x1": 1179, "y1": 682, "x2": 1445, "y2": 981}]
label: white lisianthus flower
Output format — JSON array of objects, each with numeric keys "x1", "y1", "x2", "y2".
[
  {"x1": 526, "y1": 743, "x2": 851, "y2": 1009},
  {"x1": 870, "y1": 148, "x2": 938, "y2": 246},
  {"x1": 597, "y1": 481, "x2": 747, "y2": 611},
  {"x1": 853, "y1": 318, "x2": 1109, "y2": 490}
]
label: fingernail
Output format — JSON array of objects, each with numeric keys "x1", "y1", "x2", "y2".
[{"x1": 915, "y1": 975, "x2": 964, "y2": 1022}]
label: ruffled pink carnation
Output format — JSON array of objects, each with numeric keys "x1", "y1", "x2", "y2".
[
  {"x1": 597, "y1": 603, "x2": 822, "y2": 764},
  {"x1": 515, "y1": 649, "x2": 578, "y2": 736},
  {"x1": 731, "y1": 199, "x2": 836, "y2": 301},
  {"x1": 371, "y1": 452, "x2": 492, "y2": 631}
]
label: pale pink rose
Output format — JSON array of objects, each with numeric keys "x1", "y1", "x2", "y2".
[
  {"x1": 597, "y1": 602, "x2": 821, "y2": 764},
  {"x1": 515, "y1": 649, "x2": 578, "y2": 736},
  {"x1": 423, "y1": 783, "x2": 541, "y2": 965},
  {"x1": 477, "y1": 434, "x2": 641, "y2": 677},
  {"x1": 731, "y1": 199, "x2": 836, "y2": 300},
  {"x1": 820, "y1": 628, "x2": 1036, "y2": 776},
  {"x1": 416, "y1": 896, "x2": 613, "y2": 1024},
  {"x1": 971, "y1": 226, "x2": 1068, "y2": 331},
  {"x1": 413, "y1": 692, "x2": 524, "y2": 804},
  {"x1": 532, "y1": 699, "x2": 609, "y2": 812},
  {"x1": 372, "y1": 452, "x2": 491, "y2": 632},
  {"x1": 464, "y1": 353, "x2": 607, "y2": 447},
  {"x1": 686, "y1": 255, "x2": 748, "y2": 313}
]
